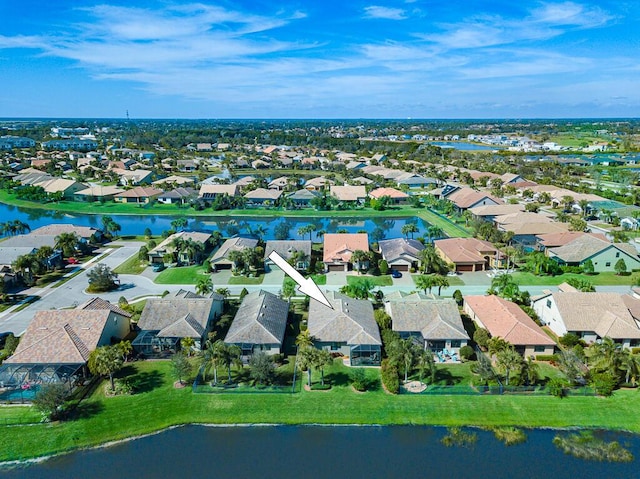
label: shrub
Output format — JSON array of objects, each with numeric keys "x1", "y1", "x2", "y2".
[
  {"x1": 32, "y1": 384, "x2": 69, "y2": 421},
  {"x1": 378, "y1": 260, "x2": 389, "y2": 275},
  {"x1": 239, "y1": 288, "x2": 249, "y2": 300},
  {"x1": 452, "y1": 290, "x2": 463, "y2": 307},
  {"x1": 591, "y1": 372, "x2": 617, "y2": 397},
  {"x1": 473, "y1": 328, "x2": 490, "y2": 349},
  {"x1": 380, "y1": 358, "x2": 400, "y2": 394},
  {"x1": 351, "y1": 368, "x2": 368, "y2": 392},
  {"x1": 459, "y1": 345, "x2": 475, "y2": 361},
  {"x1": 374, "y1": 309, "x2": 392, "y2": 330},
  {"x1": 547, "y1": 377, "x2": 569, "y2": 398},
  {"x1": 632, "y1": 348, "x2": 640, "y2": 355},
  {"x1": 3, "y1": 333, "x2": 19, "y2": 356},
  {"x1": 535, "y1": 354, "x2": 558, "y2": 363},
  {"x1": 559, "y1": 333, "x2": 584, "y2": 348}
]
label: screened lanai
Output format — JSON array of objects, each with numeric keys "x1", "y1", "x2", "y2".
[
  {"x1": 132, "y1": 330, "x2": 179, "y2": 357},
  {"x1": 0, "y1": 363, "x2": 82, "y2": 402}
]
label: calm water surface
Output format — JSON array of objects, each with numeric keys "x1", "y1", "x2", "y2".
[
  {"x1": 2, "y1": 426, "x2": 639, "y2": 479},
  {"x1": 0, "y1": 202, "x2": 434, "y2": 240}
]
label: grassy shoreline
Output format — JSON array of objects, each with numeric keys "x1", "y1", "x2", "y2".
[{"x1": 1, "y1": 361, "x2": 639, "y2": 462}]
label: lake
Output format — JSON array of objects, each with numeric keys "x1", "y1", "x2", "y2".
[
  {"x1": 430, "y1": 141, "x2": 499, "y2": 151},
  {"x1": 0, "y1": 202, "x2": 435, "y2": 241},
  {"x1": 1, "y1": 425, "x2": 638, "y2": 479}
]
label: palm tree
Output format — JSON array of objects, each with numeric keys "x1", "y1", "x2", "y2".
[
  {"x1": 227, "y1": 250, "x2": 245, "y2": 273},
  {"x1": 350, "y1": 249, "x2": 370, "y2": 274},
  {"x1": 315, "y1": 349, "x2": 333, "y2": 386},
  {"x1": 433, "y1": 275, "x2": 450, "y2": 296},
  {"x1": 418, "y1": 244, "x2": 447, "y2": 274},
  {"x1": 578, "y1": 199, "x2": 590, "y2": 218},
  {"x1": 251, "y1": 225, "x2": 267, "y2": 241},
  {"x1": 316, "y1": 229, "x2": 326, "y2": 241},
  {"x1": 496, "y1": 346, "x2": 523, "y2": 386},
  {"x1": 427, "y1": 226, "x2": 444, "y2": 242},
  {"x1": 298, "y1": 347, "x2": 318, "y2": 387},
  {"x1": 295, "y1": 330, "x2": 314, "y2": 350},
  {"x1": 180, "y1": 337, "x2": 196, "y2": 356},
  {"x1": 200, "y1": 339, "x2": 224, "y2": 384},
  {"x1": 196, "y1": 275, "x2": 213, "y2": 296},
  {"x1": 521, "y1": 356, "x2": 539, "y2": 386},
  {"x1": 393, "y1": 338, "x2": 419, "y2": 382},
  {"x1": 12, "y1": 254, "x2": 39, "y2": 285},
  {"x1": 401, "y1": 223, "x2": 418, "y2": 239},
  {"x1": 219, "y1": 343, "x2": 242, "y2": 383},
  {"x1": 414, "y1": 274, "x2": 436, "y2": 294},
  {"x1": 619, "y1": 351, "x2": 640, "y2": 386},
  {"x1": 416, "y1": 348, "x2": 436, "y2": 384},
  {"x1": 54, "y1": 232, "x2": 79, "y2": 258},
  {"x1": 88, "y1": 344, "x2": 124, "y2": 391}
]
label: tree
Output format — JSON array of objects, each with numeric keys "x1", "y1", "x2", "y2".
[
  {"x1": 196, "y1": 275, "x2": 213, "y2": 296},
  {"x1": 389, "y1": 338, "x2": 419, "y2": 382},
  {"x1": 350, "y1": 249, "x2": 371, "y2": 274},
  {"x1": 144, "y1": 227, "x2": 152, "y2": 239},
  {"x1": 295, "y1": 329, "x2": 314, "y2": 350},
  {"x1": 87, "y1": 264, "x2": 118, "y2": 292},
  {"x1": 298, "y1": 347, "x2": 318, "y2": 387},
  {"x1": 401, "y1": 223, "x2": 418, "y2": 239},
  {"x1": 249, "y1": 351, "x2": 275, "y2": 386},
  {"x1": 433, "y1": 275, "x2": 450, "y2": 296},
  {"x1": 419, "y1": 244, "x2": 448, "y2": 274},
  {"x1": 521, "y1": 356, "x2": 540, "y2": 386},
  {"x1": 471, "y1": 350, "x2": 496, "y2": 384},
  {"x1": 582, "y1": 259, "x2": 595, "y2": 275},
  {"x1": 297, "y1": 223, "x2": 316, "y2": 241},
  {"x1": 116, "y1": 340, "x2": 133, "y2": 362},
  {"x1": 619, "y1": 350, "x2": 640, "y2": 386},
  {"x1": 414, "y1": 274, "x2": 437, "y2": 294},
  {"x1": 569, "y1": 217, "x2": 587, "y2": 232},
  {"x1": 220, "y1": 343, "x2": 242, "y2": 383},
  {"x1": 314, "y1": 349, "x2": 333, "y2": 386},
  {"x1": 340, "y1": 279, "x2": 374, "y2": 299},
  {"x1": 452, "y1": 289, "x2": 463, "y2": 307},
  {"x1": 565, "y1": 277, "x2": 595, "y2": 292},
  {"x1": 88, "y1": 345, "x2": 124, "y2": 391},
  {"x1": 200, "y1": 339, "x2": 227, "y2": 385},
  {"x1": 54, "y1": 232, "x2": 80, "y2": 258},
  {"x1": 180, "y1": 337, "x2": 196, "y2": 356},
  {"x1": 32, "y1": 384, "x2": 68, "y2": 421},
  {"x1": 170, "y1": 217, "x2": 188, "y2": 231},
  {"x1": 416, "y1": 348, "x2": 436, "y2": 384},
  {"x1": 374, "y1": 309, "x2": 392, "y2": 330},
  {"x1": 473, "y1": 328, "x2": 490, "y2": 350},
  {"x1": 101, "y1": 216, "x2": 121, "y2": 238},
  {"x1": 378, "y1": 260, "x2": 389, "y2": 275},
  {"x1": 495, "y1": 346, "x2": 523, "y2": 386},
  {"x1": 615, "y1": 258, "x2": 627, "y2": 275},
  {"x1": 172, "y1": 351, "x2": 193, "y2": 385},
  {"x1": 282, "y1": 277, "x2": 296, "y2": 302}
]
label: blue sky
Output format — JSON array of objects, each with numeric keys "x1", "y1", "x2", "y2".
[{"x1": 0, "y1": 1, "x2": 637, "y2": 118}]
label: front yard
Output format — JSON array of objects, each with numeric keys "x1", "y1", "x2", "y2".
[
  {"x1": 512, "y1": 271, "x2": 634, "y2": 286},
  {"x1": 347, "y1": 275, "x2": 393, "y2": 287},
  {"x1": 155, "y1": 265, "x2": 208, "y2": 284},
  {"x1": 228, "y1": 274, "x2": 265, "y2": 285}
]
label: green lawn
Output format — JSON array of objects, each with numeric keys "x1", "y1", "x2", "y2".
[
  {"x1": 512, "y1": 271, "x2": 634, "y2": 286},
  {"x1": 347, "y1": 275, "x2": 393, "y2": 287},
  {"x1": 3, "y1": 360, "x2": 640, "y2": 461},
  {"x1": 113, "y1": 254, "x2": 148, "y2": 275},
  {"x1": 411, "y1": 274, "x2": 464, "y2": 288},
  {"x1": 228, "y1": 274, "x2": 265, "y2": 285},
  {"x1": 155, "y1": 265, "x2": 208, "y2": 284},
  {"x1": 310, "y1": 274, "x2": 326, "y2": 285}
]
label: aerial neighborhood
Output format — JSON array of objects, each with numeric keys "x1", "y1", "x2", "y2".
[{"x1": 0, "y1": 119, "x2": 640, "y2": 436}]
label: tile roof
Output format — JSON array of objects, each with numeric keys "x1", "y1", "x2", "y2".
[
  {"x1": 548, "y1": 235, "x2": 640, "y2": 263},
  {"x1": 244, "y1": 188, "x2": 283, "y2": 200},
  {"x1": 369, "y1": 187, "x2": 409, "y2": 199},
  {"x1": 468, "y1": 203, "x2": 525, "y2": 217},
  {"x1": 330, "y1": 185, "x2": 367, "y2": 201},
  {"x1": 4, "y1": 310, "x2": 117, "y2": 365},
  {"x1": 75, "y1": 185, "x2": 125, "y2": 197},
  {"x1": 198, "y1": 184, "x2": 239, "y2": 197},
  {"x1": 323, "y1": 233, "x2": 369, "y2": 263},
  {"x1": 30, "y1": 224, "x2": 100, "y2": 239},
  {"x1": 224, "y1": 290, "x2": 289, "y2": 345},
  {"x1": 308, "y1": 291, "x2": 381, "y2": 345},
  {"x1": 78, "y1": 297, "x2": 132, "y2": 318},
  {"x1": 137, "y1": 297, "x2": 216, "y2": 335},
  {"x1": 389, "y1": 299, "x2": 469, "y2": 341},
  {"x1": 545, "y1": 292, "x2": 640, "y2": 339},
  {"x1": 378, "y1": 238, "x2": 424, "y2": 263},
  {"x1": 536, "y1": 231, "x2": 608, "y2": 248},
  {"x1": 211, "y1": 237, "x2": 259, "y2": 262},
  {"x1": 434, "y1": 238, "x2": 498, "y2": 264},
  {"x1": 114, "y1": 186, "x2": 162, "y2": 198},
  {"x1": 264, "y1": 241, "x2": 311, "y2": 262},
  {"x1": 465, "y1": 295, "x2": 555, "y2": 346},
  {"x1": 446, "y1": 187, "x2": 503, "y2": 209}
]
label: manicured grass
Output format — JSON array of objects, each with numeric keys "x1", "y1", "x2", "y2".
[
  {"x1": 113, "y1": 254, "x2": 148, "y2": 275},
  {"x1": 155, "y1": 265, "x2": 208, "y2": 284},
  {"x1": 411, "y1": 274, "x2": 464, "y2": 287},
  {"x1": 512, "y1": 271, "x2": 634, "y2": 286},
  {"x1": 310, "y1": 274, "x2": 326, "y2": 285},
  {"x1": 415, "y1": 209, "x2": 472, "y2": 238},
  {"x1": 228, "y1": 274, "x2": 265, "y2": 285},
  {"x1": 347, "y1": 275, "x2": 393, "y2": 287},
  {"x1": 3, "y1": 360, "x2": 640, "y2": 461}
]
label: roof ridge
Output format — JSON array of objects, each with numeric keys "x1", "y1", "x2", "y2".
[{"x1": 63, "y1": 323, "x2": 91, "y2": 361}]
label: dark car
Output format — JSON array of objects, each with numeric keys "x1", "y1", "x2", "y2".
[
  {"x1": 391, "y1": 270, "x2": 402, "y2": 278},
  {"x1": 152, "y1": 263, "x2": 166, "y2": 272}
]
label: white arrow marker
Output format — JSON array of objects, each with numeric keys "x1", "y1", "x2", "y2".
[{"x1": 268, "y1": 250, "x2": 333, "y2": 309}]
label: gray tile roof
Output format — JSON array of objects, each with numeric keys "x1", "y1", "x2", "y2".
[
  {"x1": 548, "y1": 235, "x2": 639, "y2": 263},
  {"x1": 211, "y1": 237, "x2": 258, "y2": 262},
  {"x1": 264, "y1": 240, "x2": 312, "y2": 262},
  {"x1": 138, "y1": 298, "x2": 215, "y2": 336},
  {"x1": 157, "y1": 313, "x2": 205, "y2": 338},
  {"x1": 0, "y1": 234, "x2": 57, "y2": 249},
  {"x1": 224, "y1": 290, "x2": 289, "y2": 345},
  {"x1": 379, "y1": 238, "x2": 424, "y2": 263},
  {"x1": 308, "y1": 291, "x2": 381, "y2": 345},
  {"x1": 388, "y1": 299, "x2": 469, "y2": 341}
]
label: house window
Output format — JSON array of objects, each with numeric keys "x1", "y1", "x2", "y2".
[
  {"x1": 450, "y1": 340, "x2": 461, "y2": 348},
  {"x1": 605, "y1": 262, "x2": 611, "y2": 267},
  {"x1": 534, "y1": 346, "x2": 546, "y2": 353},
  {"x1": 546, "y1": 299, "x2": 551, "y2": 308},
  {"x1": 331, "y1": 343, "x2": 340, "y2": 351}
]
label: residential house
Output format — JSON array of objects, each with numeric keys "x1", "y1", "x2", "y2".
[
  {"x1": 114, "y1": 186, "x2": 162, "y2": 204},
  {"x1": 304, "y1": 176, "x2": 334, "y2": 191},
  {"x1": 445, "y1": 187, "x2": 503, "y2": 212},
  {"x1": 112, "y1": 168, "x2": 155, "y2": 186},
  {"x1": 264, "y1": 240, "x2": 312, "y2": 272},
  {"x1": 387, "y1": 298, "x2": 469, "y2": 357},
  {"x1": 74, "y1": 185, "x2": 125, "y2": 202},
  {"x1": 224, "y1": 290, "x2": 289, "y2": 360},
  {"x1": 464, "y1": 295, "x2": 555, "y2": 357},
  {"x1": 351, "y1": 176, "x2": 374, "y2": 186},
  {"x1": 198, "y1": 184, "x2": 239, "y2": 200},
  {"x1": 545, "y1": 234, "x2": 640, "y2": 272},
  {"x1": 30, "y1": 224, "x2": 102, "y2": 243},
  {"x1": 176, "y1": 159, "x2": 198, "y2": 172},
  {"x1": 378, "y1": 238, "x2": 424, "y2": 272},
  {"x1": 369, "y1": 187, "x2": 410, "y2": 205},
  {"x1": 434, "y1": 238, "x2": 503, "y2": 272},
  {"x1": 147, "y1": 231, "x2": 211, "y2": 265},
  {"x1": 308, "y1": 291, "x2": 382, "y2": 366},
  {"x1": 532, "y1": 291, "x2": 640, "y2": 348},
  {"x1": 500, "y1": 173, "x2": 526, "y2": 185},
  {"x1": 323, "y1": 233, "x2": 369, "y2": 272},
  {"x1": 330, "y1": 185, "x2": 367, "y2": 204},
  {"x1": 152, "y1": 175, "x2": 195, "y2": 188},
  {"x1": 268, "y1": 176, "x2": 292, "y2": 190},
  {"x1": 286, "y1": 189, "x2": 319, "y2": 207},
  {"x1": 0, "y1": 303, "x2": 130, "y2": 388},
  {"x1": 133, "y1": 294, "x2": 223, "y2": 356},
  {"x1": 396, "y1": 173, "x2": 438, "y2": 189},
  {"x1": 244, "y1": 188, "x2": 282, "y2": 207},
  {"x1": 494, "y1": 212, "x2": 569, "y2": 248},
  {"x1": 157, "y1": 187, "x2": 198, "y2": 205},
  {"x1": 535, "y1": 231, "x2": 608, "y2": 251},
  {"x1": 468, "y1": 203, "x2": 525, "y2": 222},
  {"x1": 210, "y1": 237, "x2": 258, "y2": 271},
  {"x1": 37, "y1": 178, "x2": 86, "y2": 199}
]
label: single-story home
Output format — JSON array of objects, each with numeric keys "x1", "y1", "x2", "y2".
[
  {"x1": 198, "y1": 184, "x2": 239, "y2": 200},
  {"x1": 434, "y1": 238, "x2": 503, "y2": 272},
  {"x1": 308, "y1": 290, "x2": 382, "y2": 366},
  {"x1": 545, "y1": 234, "x2": 640, "y2": 272},
  {"x1": 323, "y1": 233, "x2": 369, "y2": 272},
  {"x1": 114, "y1": 186, "x2": 162, "y2": 204},
  {"x1": 304, "y1": 176, "x2": 335, "y2": 191},
  {"x1": 74, "y1": 185, "x2": 125, "y2": 202},
  {"x1": 369, "y1": 187, "x2": 410, "y2": 205},
  {"x1": 264, "y1": 240, "x2": 312, "y2": 271},
  {"x1": 147, "y1": 231, "x2": 211, "y2": 265},
  {"x1": 210, "y1": 237, "x2": 259, "y2": 271},
  {"x1": 330, "y1": 185, "x2": 367, "y2": 204},
  {"x1": 286, "y1": 189, "x2": 319, "y2": 207},
  {"x1": 244, "y1": 188, "x2": 282, "y2": 206},
  {"x1": 378, "y1": 238, "x2": 424, "y2": 272},
  {"x1": 224, "y1": 290, "x2": 289, "y2": 360},
  {"x1": 464, "y1": 295, "x2": 556, "y2": 357},
  {"x1": 157, "y1": 187, "x2": 198, "y2": 205}
]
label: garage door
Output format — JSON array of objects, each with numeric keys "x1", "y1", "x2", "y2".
[
  {"x1": 215, "y1": 263, "x2": 232, "y2": 270},
  {"x1": 328, "y1": 264, "x2": 344, "y2": 272},
  {"x1": 457, "y1": 264, "x2": 474, "y2": 272},
  {"x1": 392, "y1": 264, "x2": 409, "y2": 272}
]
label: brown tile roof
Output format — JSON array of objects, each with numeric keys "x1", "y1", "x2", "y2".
[
  {"x1": 447, "y1": 187, "x2": 503, "y2": 209},
  {"x1": 330, "y1": 185, "x2": 367, "y2": 201},
  {"x1": 323, "y1": 233, "x2": 369, "y2": 263},
  {"x1": 78, "y1": 297, "x2": 132, "y2": 318},
  {"x1": 244, "y1": 188, "x2": 283, "y2": 200},
  {"x1": 465, "y1": 295, "x2": 555, "y2": 346},
  {"x1": 536, "y1": 231, "x2": 608, "y2": 248},
  {"x1": 115, "y1": 186, "x2": 162, "y2": 199},
  {"x1": 4, "y1": 310, "x2": 115, "y2": 365},
  {"x1": 434, "y1": 238, "x2": 498, "y2": 265},
  {"x1": 198, "y1": 184, "x2": 238, "y2": 197}
]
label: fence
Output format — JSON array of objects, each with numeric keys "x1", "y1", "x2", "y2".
[{"x1": 406, "y1": 384, "x2": 596, "y2": 396}]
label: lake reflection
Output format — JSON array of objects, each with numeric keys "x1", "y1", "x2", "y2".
[{"x1": 2, "y1": 426, "x2": 638, "y2": 479}]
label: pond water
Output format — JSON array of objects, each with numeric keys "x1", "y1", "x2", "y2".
[
  {"x1": 430, "y1": 141, "x2": 499, "y2": 151},
  {"x1": 2, "y1": 425, "x2": 638, "y2": 479},
  {"x1": 0, "y1": 202, "x2": 436, "y2": 241}
]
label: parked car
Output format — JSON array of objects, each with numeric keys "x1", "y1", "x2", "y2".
[
  {"x1": 391, "y1": 270, "x2": 402, "y2": 278},
  {"x1": 152, "y1": 263, "x2": 166, "y2": 272},
  {"x1": 67, "y1": 257, "x2": 79, "y2": 265},
  {"x1": 447, "y1": 271, "x2": 459, "y2": 276}
]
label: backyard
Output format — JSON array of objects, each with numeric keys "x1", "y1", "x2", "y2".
[{"x1": 512, "y1": 271, "x2": 635, "y2": 286}]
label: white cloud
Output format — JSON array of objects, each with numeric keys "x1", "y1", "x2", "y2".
[{"x1": 363, "y1": 6, "x2": 407, "y2": 20}]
